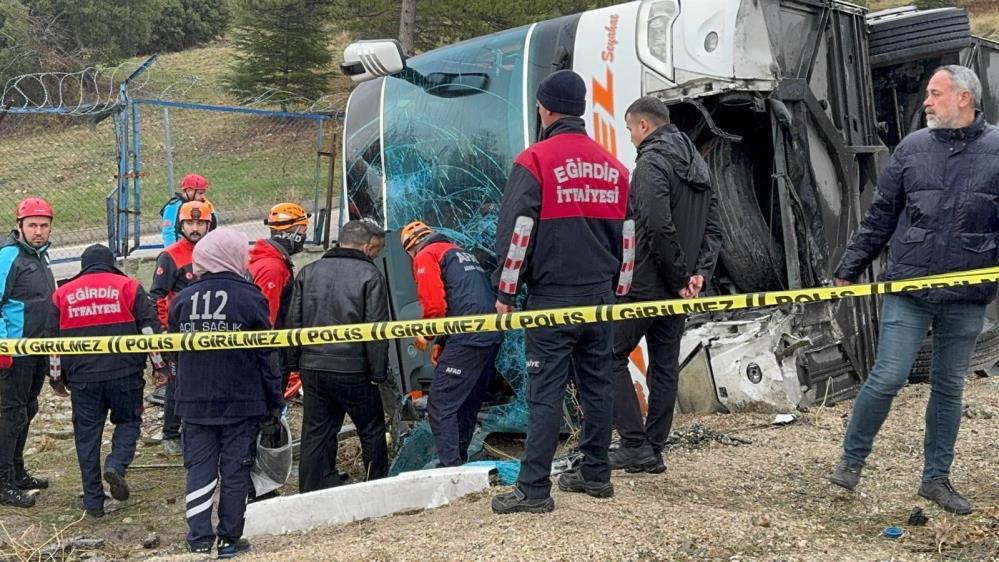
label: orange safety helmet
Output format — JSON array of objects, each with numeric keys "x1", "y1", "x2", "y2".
[
  {"x1": 180, "y1": 173, "x2": 209, "y2": 191},
  {"x1": 178, "y1": 200, "x2": 214, "y2": 223},
  {"x1": 400, "y1": 220, "x2": 433, "y2": 252},
  {"x1": 264, "y1": 202, "x2": 311, "y2": 231},
  {"x1": 16, "y1": 197, "x2": 54, "y2": 220}
]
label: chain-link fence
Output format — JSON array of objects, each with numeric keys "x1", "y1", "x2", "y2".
[
  {"x1": 1, "y1": 59, "x2": 343, "y2": 264},
  {"x1": 128, "y1": 99, "x2": 338, "y2": 252},
  {"x1": 0, "y1": 111, "x2": 121, "y2": 262}
]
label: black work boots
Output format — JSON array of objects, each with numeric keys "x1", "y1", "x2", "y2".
[{"x1": 0, "y1": 481, "x2": 35, "y2": 508}]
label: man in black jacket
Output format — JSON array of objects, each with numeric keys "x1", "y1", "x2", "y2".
[
  {"x1": 827, "y1": 65, "x2": 999, "y2": 516},
  {"x1": 288, "y1": 219, "x2": 389, "y2": 492},
  {"x1": 0, "y1": 197, "x2": 57, "y2": 508},
  {"x1": 609, "y1": 96, "x2": 722, "y2": 473},
  {"x1": 50, "y1": 244, "x2": 170, "y2": 518}
]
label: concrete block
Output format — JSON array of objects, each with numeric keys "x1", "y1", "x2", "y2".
[{"x1": 243, "y1": 465, "x2": 493, "y2": 537}]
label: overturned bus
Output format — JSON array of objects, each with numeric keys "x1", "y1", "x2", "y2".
[{"x1": 338, "y1": 0, "x2": 999, "y2": 433}]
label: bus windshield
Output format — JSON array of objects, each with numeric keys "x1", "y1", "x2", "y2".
[{"x1": 342, "y1": 26, "x2": 530, "y2": 258}]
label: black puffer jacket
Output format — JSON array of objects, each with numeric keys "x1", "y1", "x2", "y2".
[
  {"x1": 835, "y1": 113, "x2": 999, "y2": 304},
  {"x1": 629, "y1": 124, "x2": 722, "y2": 298},
  {"x1": 287, "y1": 247, "x2": 389, "y2": 379}
]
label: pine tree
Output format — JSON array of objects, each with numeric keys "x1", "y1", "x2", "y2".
[
  {"x1": 331, "y1": 0, "x2": 622, "y2": 55},
  {"x1": 226, "y1": 0, "x2": 333, "y2": 108}
]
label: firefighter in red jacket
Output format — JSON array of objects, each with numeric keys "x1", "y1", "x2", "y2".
[
  {"x1": 490, "y1": 70, "x2": 633, "y2": 514},
  {"x1": 50, "y1": 244, "x2": 170, "y2": 518},
  {"x1": 249, "y1": 202, "x2": 310, "y2": 392},
  {"x1": 149, "y1": 200, "x2": 213, "y2": 455},
  {"x1": 402, "y1": 221, "x2": 502, "y2": 467}
]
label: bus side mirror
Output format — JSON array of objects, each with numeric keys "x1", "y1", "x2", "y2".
[{"x1": 341, "y1": 40, "x2": 407, "y2": 83}]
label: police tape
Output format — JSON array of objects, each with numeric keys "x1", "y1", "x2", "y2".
[{"x1": 4, "y1": 265, "x2": 999, "y2": 356}]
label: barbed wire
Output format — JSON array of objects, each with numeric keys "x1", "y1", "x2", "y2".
[
  {"x1": 2, "y1": 61, "x2": 345, "y2": 116},
  {"x1": 1, "y1": 65, "x2": 138, "y2": 115}
]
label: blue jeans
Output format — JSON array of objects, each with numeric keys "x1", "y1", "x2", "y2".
[{"x1": 842, "y1": 294, "x2": 984, "y2": 481}]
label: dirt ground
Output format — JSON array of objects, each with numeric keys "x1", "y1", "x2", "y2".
[{"x1": 1, "y1": 376, "x2": 997, "y2": 562}]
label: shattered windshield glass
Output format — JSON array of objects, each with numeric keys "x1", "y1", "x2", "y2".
[
  {"x1": 381, "y1": 27, "x2": 529, "y2": 266},
  {"x1": 343, "y1": 78, "x2": 386, "y2": 225}
]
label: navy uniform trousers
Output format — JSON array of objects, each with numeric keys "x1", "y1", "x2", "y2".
[
  {"x1": 428, "y1": 343, "x2": 499, "y2": 467},
  {"x1": 516, "y1": 292, "x2": 615, "y2": 500},
  {"x1": 0, "y1": 356, "x2": 46, "y2": 484},
  {"x1": 182, "y1": 417, "x2": 258, "y2": 549},
  {"x1": 69, "y1": 373, "x2": 144, "y2": 511}
]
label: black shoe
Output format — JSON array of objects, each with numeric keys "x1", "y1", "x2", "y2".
[
  {"x1": 556, "y1": 469, "x2": 614, "y2": 498},
  {"x1": 14, "y1": 472, "x2": 49, "y2": 490},
  {"x1": 77, "y1": 497, "x2": 104, "y2": 518},
  {"x1": 103, "y1": 469, "x2": 130, "y2": 501},
  {"x1": 189, "y1": 543, "x2": 212, "y2": 554},
  {"x1": 216, "y1": 537, "x2": 251, "y2": 559},
  {"x1": 827, "y1": 459, "x2": 864, "y2": 491},
  {"x1": 247, "y1": 489, "x2": 280, "y2": 504},
  {"x1": 609, "y1": 443, "x2": 663, "y2": 473},
  {"x1": 162, "y1": 438, "x2": 183, "y2": 456},
  {"x1": 645, "y1": 452, "x2": 667, "y2": 474},
  {"x1": 0, "y1": 482, "x2": 35, "y2": 508},
  {"x1": 919, "y1": 478, "x2": 973, "y2": 515},
  {"x1": 490, "y1": 487, "x2": 555, "y2": 514}
]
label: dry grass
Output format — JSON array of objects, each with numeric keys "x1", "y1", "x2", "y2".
[
  {"x1": 137, "y1": 376, "x2": 998, "y2": 562},
  {"x1": 3, "y1": 370, "x2": 998, "y2": 560}
]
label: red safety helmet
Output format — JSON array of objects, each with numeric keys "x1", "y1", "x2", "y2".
[
  {"x1": 16, "y1": 197, "x2": 54, "y2": 221},
  {"x1": 180, "y1": 173, "x2": 209, "y2": 191}
]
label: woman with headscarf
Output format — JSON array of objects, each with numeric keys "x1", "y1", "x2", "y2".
[{"x1": 168, "y1": 228, "x2": 283, "y2": 557}]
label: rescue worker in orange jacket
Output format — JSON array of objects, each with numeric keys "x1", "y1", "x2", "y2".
[
  {"x1": 401, "y1": 221, "x2": 502, "y2": 467},
  {"x1": 149, "y1": 201, "x2": 213, "y2": 455},
  {"x1": 249, "y1": 202, "x2": 310, "y2": 391}
]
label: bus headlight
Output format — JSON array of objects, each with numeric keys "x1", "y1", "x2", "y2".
[{"x1": 637, "y1": 0, "x2": 679, "y2": 79}]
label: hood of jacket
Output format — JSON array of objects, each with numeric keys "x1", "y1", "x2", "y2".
[
  {"x1": 638, "y1": 124, "x2": 711, "y2": 190},
  {"x1": 2, "y1": 231, "x2": 49, "y2": 259},
  {"x1": 249, "y1": 238, "x2": 292, "y2": 268}
]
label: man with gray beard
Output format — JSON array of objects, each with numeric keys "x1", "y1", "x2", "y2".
[{"x1": 828, "y1": 65, "x2": 999, "y2": 515}]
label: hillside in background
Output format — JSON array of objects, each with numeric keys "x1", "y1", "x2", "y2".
[
  {"x1": 869, "y1": 0, "x2": 999, "y2": 39},
  {"x1": 2, "y1": 2, "x2": 997, "y2": 259}
]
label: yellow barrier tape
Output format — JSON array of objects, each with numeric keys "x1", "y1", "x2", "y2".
[{"x1": 4, "y1": 266, "x2": 999, "y2": 356}]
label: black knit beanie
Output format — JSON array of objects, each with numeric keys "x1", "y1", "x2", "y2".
[{"x1": 536, "y1": 70, "x2": 587, "y2": 116}]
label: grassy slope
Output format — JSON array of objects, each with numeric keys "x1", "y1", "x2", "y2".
[{"x1": 0, "y1": 41, "x2": 349, "y2": 255}]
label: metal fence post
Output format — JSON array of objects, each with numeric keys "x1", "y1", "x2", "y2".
[
  {"x1": 164, "y1": 107, "x2": 175, "y2": 197},
  {"x1": 311, "y1": 117, "x2": 324, "y2": 244},
  {"x1": 115, "y1": 105, "x2": 130, "y2": 257},
  {"x1": 131, "y1": 101, "x2": 143, "y2": 254}
]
